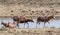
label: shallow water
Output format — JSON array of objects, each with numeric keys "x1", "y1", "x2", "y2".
[{"x1": 0, "y1": 18, "x2": 60, "y2": 29}]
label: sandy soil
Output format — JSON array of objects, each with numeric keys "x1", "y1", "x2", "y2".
[
  {"x1": 0, "y1": 0, "x2": 60, "y2": 17},
  {"x1": 0, "y1": 27, "x2": 60, "y2": 35}
]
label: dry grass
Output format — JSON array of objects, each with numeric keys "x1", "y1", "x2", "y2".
[
  {"x1": 0, "y1": 27, "x2": 60, "y2": 35},
  {"x1": 0, "y1": 0, "x2": 60, "y2": 17}
]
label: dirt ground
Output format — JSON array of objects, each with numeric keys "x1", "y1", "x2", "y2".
[
  {"x1": 0, "y1": 27, "x2": 60, "y2": 35},
  {"x1": 0, "y1": 0, "x2": 60, "y2": 17}
]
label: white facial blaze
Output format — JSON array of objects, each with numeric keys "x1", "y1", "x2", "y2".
[{"x1": 54, "y1": 16, "x2": 55, "y2": 19}]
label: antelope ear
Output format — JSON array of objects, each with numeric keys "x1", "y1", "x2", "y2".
[{"x1": 1, "y1": 21, "x2": 3, "y2": 25}]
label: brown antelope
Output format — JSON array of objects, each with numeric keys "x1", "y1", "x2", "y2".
[
  {"x1": 36, "y1": 16, "x2": 55, "y2": 28},
  {"x1": 1, "y1": 22, "x2": 15, "y2": 28},
  {"x1": 12, "y1": 16, "x2": 34, "y2": 28}
]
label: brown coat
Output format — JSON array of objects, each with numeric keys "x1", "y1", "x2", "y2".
[{"x1": 1, "y1": 22, "x2": 15, "y2": 28}]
